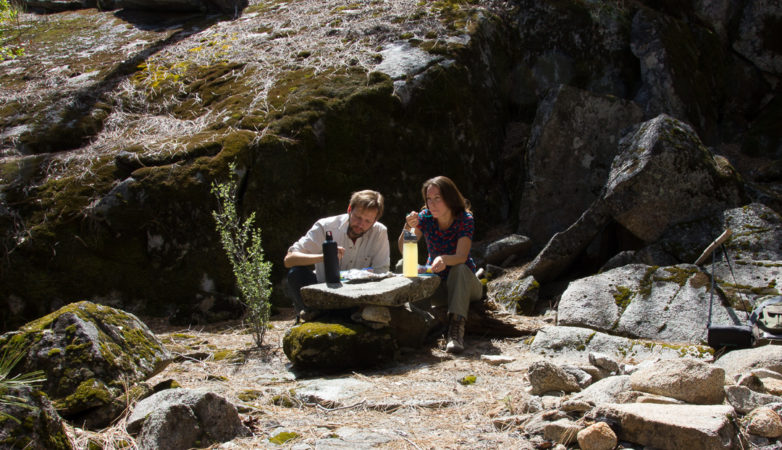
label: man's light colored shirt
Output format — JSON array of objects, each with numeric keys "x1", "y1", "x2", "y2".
[{"x1": 288, "y1": 213, "x2": 390, "y2": 282}]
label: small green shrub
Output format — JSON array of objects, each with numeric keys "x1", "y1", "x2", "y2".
[
  {"x1": 212, "y1": 163, "x2": 274, "y2": 348},
  {"x1": 0, "y1": 0, "x2": 24, "y2": 61}
]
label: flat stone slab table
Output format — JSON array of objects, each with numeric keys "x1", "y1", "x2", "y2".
[{"x1": 301, "y1": 274, "x2": 441, "y2": 310}]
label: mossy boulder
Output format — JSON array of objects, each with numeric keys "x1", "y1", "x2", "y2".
[
  {"x1": 0, "y1": 301, "x2": 172, "y2": 429},
  {"x1": 0, "y1": 386, "x2": 72, "y2": 450},
  {"x1": 487, "y1": 275, "x2": 539, "y2": 315},
  {"x1": 283, "y1": 321, "x2": 396, "y2": 372}
]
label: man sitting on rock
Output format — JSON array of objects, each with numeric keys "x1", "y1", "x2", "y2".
[{"x1": 284, "y1": 190, "x2": 390, "y2": 322}]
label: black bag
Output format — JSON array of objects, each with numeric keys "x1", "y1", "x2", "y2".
[
  {"x1": 707, "y1": 324, "x2": 754, "y2": 350},
  {"x1": 704, "y1": 239, "x2": 754, "y2": 350}
]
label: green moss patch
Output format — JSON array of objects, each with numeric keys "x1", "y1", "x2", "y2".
[
  {"x1": 269, "y1": 431, "x2": 299, "y2": 445},
  {"x1": 282, "y1": 321, "x2": 396, "y2": 372}
]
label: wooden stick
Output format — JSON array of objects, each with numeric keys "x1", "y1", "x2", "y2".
[{"x1": 694, "y1": 229, "x2": 732, "y2": 265}]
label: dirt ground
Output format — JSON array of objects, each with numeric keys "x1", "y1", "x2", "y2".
[{"x1": 70, "y1": 309, "x2": 553, "y2": 449}]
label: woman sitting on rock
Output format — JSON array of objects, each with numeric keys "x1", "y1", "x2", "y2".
[{"x1": 399, "y1": 176, "x2": 482, "y2": 353}]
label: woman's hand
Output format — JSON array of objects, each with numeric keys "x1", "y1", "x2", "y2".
[
  {"x1": 431, "y1": 256, "x2": 446, "y2": 273},
  {"x1": 405, "y1": 211, "x2": 419, "y2": 229}
]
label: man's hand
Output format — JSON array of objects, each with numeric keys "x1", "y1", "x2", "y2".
[{"x1": 337, "y1": 246, "x2": 345, "y2": 260}]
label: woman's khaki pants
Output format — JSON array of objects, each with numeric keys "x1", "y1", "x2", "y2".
[{"x1": 429, "y1": 264, "x2": 483, "y2": 318}]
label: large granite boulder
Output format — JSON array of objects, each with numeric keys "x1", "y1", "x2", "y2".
[
  {"x1": 2, "y1": 0, "x2": 780, "y2": 335},
  {"x1": 557, "y1": 263, "x2": 745, "y2": 344},
  {"x1": 283, "y1": 321, "x2": 396, "y2": 372},
  {"x1": 604, "y1": 114, "x2": 745, "y2": 243},
  {"x1": 523, "y1": 113, "x2": 745, "y2": 283},
  {"x1": 0, "y1": 301, "x2": 172, "y2": 429},
  {"x1": 126, "y1": 388, "x2": 251, "y2": 449},
  {"x1": 518, "y1": 84, "x2": 643, "y2": 247}
]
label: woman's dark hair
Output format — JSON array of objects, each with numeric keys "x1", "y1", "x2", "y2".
[{"x1": 421, "y1": 176, "x2": 471, "y2": 216}]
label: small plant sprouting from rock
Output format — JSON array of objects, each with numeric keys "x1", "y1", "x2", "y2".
[
  {"x1": 0, "y1": 340, "x2": 46, "y2": 424},
  {"x1": 212, "y1": 163, "x2": 273, "y2": 348}
]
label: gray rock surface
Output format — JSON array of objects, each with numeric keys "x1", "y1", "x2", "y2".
[
  {"x1": 629, "y1": 359, "x2": 726, "y2": 404},
  {"x1": 724, "y1": 385, "x2": 782, "y2": 415},
  {"x1": 557, "y1": 264, "x2": 738, "y2": 343},
  {"x1": 714, "y1": 345, "x2": 782, "y2": 381},
  {"x1": 634, "y1": 202, "x2": 782, "y2": 267},
  {"x1": 294, "y1": 377, "x2": 458, "y2": 412},
  {"x1": 126, "y1": 388, "x2": 251, "y2": 450},
  {"x1": 630, "y1": 9, "x2": 723, "y2": 143},
  {"x1": 567, "y1": 375, "x2": 632, "y2": 406},
  {"x1": 527, "y1": 360, "x2": 581, "y2": 395},
  {"x1": 313, "y1": 427, "x2": 398, "y2": 449},
  {"x1": 588, "y1": 403, "x2": 740, "y2": 450},
  {"x1": 482, "y1": 234, "x2": 532, "y2": 266},
  {"x1": 375, "y1": 42, "x2": 444, "y2": 80},
  {"x1": 518, "y1": 84, "x2": 643, "y2": 246},
  {"x1": 732, "y1": 0, "x2": 782, "y2": 75},
  {"x1": 604, "y1": 115, "x2": 744, "y2": 243},
  {"x1": 529, "y1": 326, "x2": 712, "y2": 364},
  {"x1": 522, "y1": 201, "x2": 612, "y2": 283},
  {"x1": 301, "y1": 275, "x2": 440, "y2": 309}
]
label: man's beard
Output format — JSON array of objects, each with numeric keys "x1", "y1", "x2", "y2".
[{"x1": 347, "y1": 227, "x2": 367, "y2": 240}]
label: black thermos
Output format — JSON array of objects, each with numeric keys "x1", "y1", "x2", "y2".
[{"x1": 323, "y1": 231, "x2": 340, "y2": 283}]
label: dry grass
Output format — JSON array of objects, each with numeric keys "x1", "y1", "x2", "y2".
[
  {"x1": 78, "y1": 310, "x2": 549, "y2": 449},
  {"x1": 1, "y1": 0, "x2": 508, "y2": 185}
]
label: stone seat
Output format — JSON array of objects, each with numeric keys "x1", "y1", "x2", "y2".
[{"x1": 300, "y1": 274, "x2": 440, "y2": 310}]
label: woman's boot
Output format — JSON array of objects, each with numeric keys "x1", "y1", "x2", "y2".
[{"x1": 446, "y1": 314, "x2": 466, "y2": 353}]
